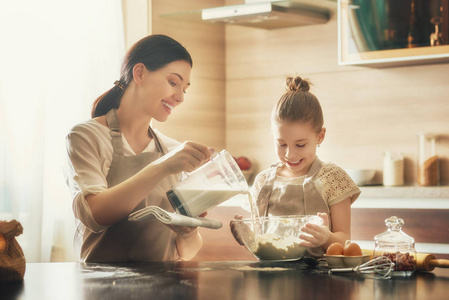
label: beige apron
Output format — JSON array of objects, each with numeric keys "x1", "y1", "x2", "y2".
[
  {"x1": 255, "y1": 158, "x2": 330, "y2": 257},
  {"x1": 80, "y1": 109, "x2": 179, "y2": 262}
]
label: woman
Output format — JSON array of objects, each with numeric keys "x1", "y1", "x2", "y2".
[{"x1": 65, "y1": 34, "x2": 212, "y2": 262}]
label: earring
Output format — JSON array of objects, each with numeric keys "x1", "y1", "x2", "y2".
[{"x1": 318, "y1": 144, "x2": 321, "y2": 147}]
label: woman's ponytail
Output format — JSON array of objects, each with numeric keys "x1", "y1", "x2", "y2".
[{"x1": 90, "y1": 34, "x2": 192, "y2": 118}]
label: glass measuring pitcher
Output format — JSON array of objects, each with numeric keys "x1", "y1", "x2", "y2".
[{"x1": 167, "y1": 150, "x2": 248, "y2": 217}]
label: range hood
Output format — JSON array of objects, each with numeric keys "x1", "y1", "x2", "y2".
[{"x1": 162, "y1": 0, "x2": 336, "y2": 30}]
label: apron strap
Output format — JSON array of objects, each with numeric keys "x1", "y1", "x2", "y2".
[
  {"x1": 256, "y1": 163, "x2": 280, "y2": 216},
  {"x1": 148, "y1": 126, "x2": 166, "y2": 155},
  {"x1": 265, "y1": 162, "x2": 282, "y2": 186},
  {"x1": 106, "y1": 109, "x2": 124, "y2": 156},
  {"x1": 304, "y1": 157, "x2": 323, "y2": 182},
  {"x1": 105, "y1": 108, "x2": 166, "y2": 156}
]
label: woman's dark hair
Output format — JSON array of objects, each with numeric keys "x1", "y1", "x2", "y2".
[
  {"x1": 272, "y1": 76, "x2": 323, "y2": 133},
  {"x1": 91, "y1": 34, "x2": 193, "y2": 118}
]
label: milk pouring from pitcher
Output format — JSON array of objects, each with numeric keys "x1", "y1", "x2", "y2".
[{"x1": 167, "y1": 150, "x2": 248, "y2": 217}]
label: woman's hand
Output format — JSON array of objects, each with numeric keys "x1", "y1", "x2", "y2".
[
  {"x1": 299, "y1": 212, "x2": 330, "y2": 248},
  {"x1": 166, "y1": 212, "x2": 207, "y2": 261},
  {"x1": 165, "y1": 212, "x2": 207, "y2": 237},
  {"x1": 160, "y1": 141, "x2": 212, "y2": 174},
  {"x1": 230, "y1": 215, "x2": 245, "y2": 246}
]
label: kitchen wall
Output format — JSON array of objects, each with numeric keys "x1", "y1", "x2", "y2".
[
  {"x1": 224, "y1": 8, "x2": 449, "y2": 186},
  {"x1": 145, "y1": 0, "x2": 227, "y2": 152},
  {"x1": 140, "y1": 0, "x2": 449, "y2": 186}
]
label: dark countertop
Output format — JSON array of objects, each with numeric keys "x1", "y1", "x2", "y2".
[{"x1": 2, "y1": 260, "x2": 449, "y2": 300}]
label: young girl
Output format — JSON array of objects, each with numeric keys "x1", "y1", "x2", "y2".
[
  {"x1": 233, "y1": 76, "x2": 360, "y2": 257},
  {"x1": 65, "y1": 34, "x2": 213, "y2": 263}
]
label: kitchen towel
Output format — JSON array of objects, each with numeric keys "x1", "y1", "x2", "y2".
[{"x1": 128, "y1": 206, "x2": 222, "y2": 229}]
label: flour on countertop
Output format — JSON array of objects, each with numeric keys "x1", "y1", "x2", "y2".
[{"x1": 232, "y1": 266, "x2": 292, "y2": 272}]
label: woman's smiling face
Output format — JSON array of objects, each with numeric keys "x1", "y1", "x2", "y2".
[
  {"x1": 273, "y1": 120, "x2": 325, "y2": 177},
  {"x1": 139, "y1": 60, "x2": 191, "y2": 122}
]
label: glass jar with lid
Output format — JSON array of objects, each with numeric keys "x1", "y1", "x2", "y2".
[
  {"x1": 374, "y1": 216, "x2": 417, "y2": 277},
  {"x1": 417, "y1": 133, "x2": 439, "y2": 186}
]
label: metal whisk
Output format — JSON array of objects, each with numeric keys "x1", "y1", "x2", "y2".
[{"x1": 329, "y1": 256, "x2": 395, "y2": 278}]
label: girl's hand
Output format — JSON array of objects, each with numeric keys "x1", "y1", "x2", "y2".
[
  {"x1": 299, "y1": 212, "x2": 330, "y2": 248},
  {"x1": 230, "y1": 215, "x2": 245, "y2": 246},
  {"x1": 160, "y1": 141, "x2": 212, "y2": 174}
]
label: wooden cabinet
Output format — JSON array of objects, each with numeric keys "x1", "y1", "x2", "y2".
[
  {"x1": 352, "y1": 207, "x2": 449, "y2": 259},
  {"x1": 352, "y1": 186, "x2": 449, "y2": 259},
  {"x1": 338, "y1": 0, "x2": 449, "y2": 67},
  {"x1": 194, "y1": 187, "x2": 449, "y2": 261}
]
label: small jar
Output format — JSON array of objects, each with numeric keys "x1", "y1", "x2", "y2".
[
  {"x1": 374, "y1": 216, "x2": 417, "y2": 277},
  {"x1": 383, "y1": 152, "x2": 404, "y2": 186},
  {"x1": 417, "y1": 133, "x2": 439, "y2": 186}
]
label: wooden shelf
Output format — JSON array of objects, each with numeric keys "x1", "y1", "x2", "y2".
[
  {"x1": 338, "y1": 1, "x2": 449, "y2": 67},
  {"x1": 359, "y1": 186, "x2": 449, "y2": 199},
  {"x1": 340, "y1": 45, "x2": 449, "y2": 67}
]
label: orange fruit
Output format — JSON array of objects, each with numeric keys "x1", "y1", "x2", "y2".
[
  {"x1": 343, "y1": 242, "x2": 362, "y2": 256},
  {"x1": 326, "y1": 242, "x2": 344, "y2": 255}
]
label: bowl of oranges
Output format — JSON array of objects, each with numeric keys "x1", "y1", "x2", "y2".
[{"x1": 324, "y1": 241, "x2": 371, "y2": 268}]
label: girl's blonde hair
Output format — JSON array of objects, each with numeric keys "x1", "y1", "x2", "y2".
[{"x1": 272, "y1": 76, "x2": 323, "y2": 133}]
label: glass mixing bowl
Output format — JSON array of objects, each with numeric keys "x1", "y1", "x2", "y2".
[{"x1": 231, "y1": 215, "x2": 322, "y2": 261}]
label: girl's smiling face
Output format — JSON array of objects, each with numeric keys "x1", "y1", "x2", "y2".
[{"x1": 273, "y1": 120, "x2": 325, "y2": 177}]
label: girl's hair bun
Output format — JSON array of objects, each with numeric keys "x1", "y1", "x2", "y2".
[
  {"x1": 273, "y1": 75, "x2": 323, "y2": 132},
  {"x1": 286, "y1": 76, "x2": 310, "y2": 92}
]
